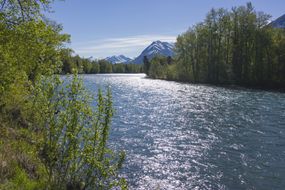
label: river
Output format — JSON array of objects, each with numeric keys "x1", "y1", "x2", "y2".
[{"x1": 83, "y1": 73, "x2": 285, "y2": 190}]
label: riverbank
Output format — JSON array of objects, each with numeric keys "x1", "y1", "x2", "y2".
[{"x1": 146, "y1": 75, "x2": 285, "y2": 93}]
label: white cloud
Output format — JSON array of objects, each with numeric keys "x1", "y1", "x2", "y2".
[{"x1": 71, "y1": 34, "x2": 177, "y2": 58}]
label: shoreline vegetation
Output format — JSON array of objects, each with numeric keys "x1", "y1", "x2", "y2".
[
  {"x1": 60, "y1": 52, "x2": 143, "y2": 74},
  {"x1": 145, "y1": 75, "x2": 285, "y2": 93},
  {"x1": 0, "y1": 0, "x2": 126, "y2": 189},
  {"x1": 143, "y1": 3, "x2": 285, "y2": 91}
]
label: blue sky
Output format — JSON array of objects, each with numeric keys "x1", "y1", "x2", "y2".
[{"x1": 47, "y1": 0, "x2": 285, "y2": 59}]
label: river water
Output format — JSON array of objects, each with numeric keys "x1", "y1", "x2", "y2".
[{"x1": 83, "y1": 73, "x2": 285, "y2": 190}]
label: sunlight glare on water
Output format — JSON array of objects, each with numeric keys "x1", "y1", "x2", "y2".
[{"x1": 83, "y1": 74, "x2": 285, "y2": 190}]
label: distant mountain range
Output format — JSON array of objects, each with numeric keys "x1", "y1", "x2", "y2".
[
  {"x1": 105, "y1": 55, "x2": 132, "y2": 64},
  {"x1": 269, "y1": 14, "x2": 285, "y2": 29},
  {"x1": 105, "y1": 40, "x2": 175, "y2": 64}
]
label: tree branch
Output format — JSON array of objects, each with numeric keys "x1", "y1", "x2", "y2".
[{"x1": 17, "y1": 0, "x2": 25, "y2": 20}]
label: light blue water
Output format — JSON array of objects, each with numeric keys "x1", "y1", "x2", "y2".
[{"x1": 83, "y1": 74, "x2": 285, "y2": 190}]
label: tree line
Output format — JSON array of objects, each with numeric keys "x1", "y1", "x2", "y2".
[
  {"x1": 144, "y1": 3, "x2": 285, "y2": 89},
  {"x1": 60, "y1": 49, "x2": 142, "y2": 74},
  {"x1": 0, "y1": 0, "x2": 126, "y2": 189}
]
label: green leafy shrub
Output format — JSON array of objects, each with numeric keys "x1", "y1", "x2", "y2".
[{"x1": 31, "y1": 74, "x2": 127, "y2": 189}]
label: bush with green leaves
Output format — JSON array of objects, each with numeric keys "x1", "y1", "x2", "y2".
[{"x1": 30, "y1": 74, "x2": 127, "y2": 189}]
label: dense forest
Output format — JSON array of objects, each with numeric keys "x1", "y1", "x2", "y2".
[
  {"x1": 0, "y1": 0, "x2": 126, "y2": 189},
  {"x1": 60, "y1": 49, "x2": 142, "y2": 74},
  {"x1": 145, "y1": 3, "x2": 285, "y2": 89}
]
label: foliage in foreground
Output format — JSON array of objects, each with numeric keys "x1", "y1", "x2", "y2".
[
  {"x1": 0, "y1": 0, "x2": 127, "y2": 189},
  {"x1": 33, "y1": 75, "x2": 127, "y2": 189},
  {"x1": 1, "y1": 75, "x2": 127, "y2": 189}
]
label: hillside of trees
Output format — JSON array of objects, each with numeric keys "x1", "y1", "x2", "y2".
[
  {"x1": 144, "y1": 3, "x2": 285, "y2": 90},
  {"x1": 60, "y1": 50, "x2": 142, "y2": 74},
  {"x1": 0, "y1": 0, "x2": 126, "y2": 189}
]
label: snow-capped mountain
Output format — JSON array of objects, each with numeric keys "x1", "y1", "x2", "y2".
[
  {"x1": 269, "y1": 14, "x2": 285, "y2": 29},
  {"x1": 105, "y1": 55, "x2": 132, "y2": 64},
  {"x1": 133, "y1": 41, "x2": 174, "y2": 64}
]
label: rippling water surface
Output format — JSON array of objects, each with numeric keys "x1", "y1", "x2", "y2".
[{"x1": 83, "y1": 74, "x2": 285, "y2": 190}]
